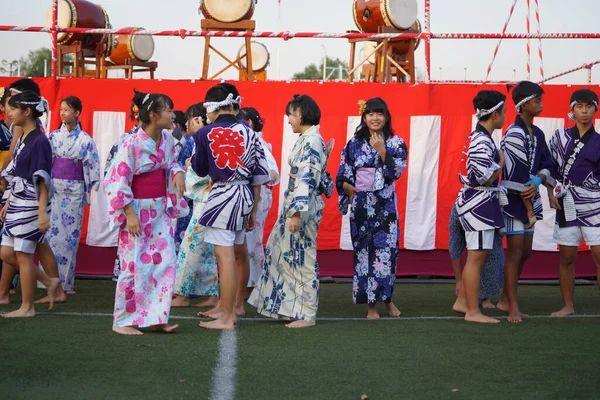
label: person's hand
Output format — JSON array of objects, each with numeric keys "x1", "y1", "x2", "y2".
[
  {"x1": 498, "y1": 150, "x2": 505, "y2": 169},
  {"x1": 521, "y1": 182, "x2": 537, "y2": 200},
  {"x1": 247, "y1": 211, "x2": 257, "y2": 232},
  {"x1": 38, "y1": 211, "x2": 50, "y2": 233},
  {"x1": 127, "y1": 213, "x2": 141, "y2": 237},
  {"x1": 369, "y1": 132, "x2": 385, "y2": 154},
  {"x1": 548, "y1": 191, "x2": 561, "y2": 210},
  {"x1": 343, "y1": 182, "x2": 359, "y2": 204},
  {"x1": 288, "y1": 214, "x2": 301, "y2": 233},
  {"x1": 0, "y1": 205, "x2": 7, "y2": 222},
  {"x1": 185, "y1": 158, "x2": 192, "y2": 169},
  {"x1": 174, "y1": 171, "x2": 185, "y2": 198}
]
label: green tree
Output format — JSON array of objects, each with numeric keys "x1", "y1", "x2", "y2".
[
  {"x1": 292, "y1": 57, "x2": 349, "y2": 80},
  {"x1": 19, "y1": 48, "x2": 52, "y2": 77}
]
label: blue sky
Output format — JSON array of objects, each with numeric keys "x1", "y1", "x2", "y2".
[{"x1": 2, "y1": 0, "x2": 599, "y2": 83}]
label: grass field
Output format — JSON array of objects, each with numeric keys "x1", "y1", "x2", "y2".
[{"x1": 1, "y1": 280, "x2": 600, "y2": 400}]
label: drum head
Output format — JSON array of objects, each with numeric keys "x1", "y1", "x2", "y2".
[
  {"x1": 45, "y1": 0, "x2": 73, "y2": 42},
  {"x1": 203, "y1": 0, "x2": 253, "y2": 23},
  {"x1": 385, "y1": 0, "x2": 418, "y2": 30},
  {"x1": 238, "y1": 42, "x2": 270, "y2": 72},
  {"x1": 131, "y1": 35, "x2": 155, "y2": 62},
  {"x1": 362, "y1": 42, "x2": 378, "y2": 64}
]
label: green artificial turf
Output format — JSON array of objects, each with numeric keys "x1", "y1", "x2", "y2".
[{"x1": 1, "y1": 281, "x2": 599, "y2": 399}]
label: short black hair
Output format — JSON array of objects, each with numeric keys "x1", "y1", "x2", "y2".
[
  {"x1": 570, "y1": 89, "x2": 599, "y2": 108},
  {"x1": 217, "y1": 82, "x2": 241, "y2": 111},
  {"x1": 205, "y1": 85, "x2": 234, "y2": 113},
  {"x1": 512, "y1": 80, "x2": 544, "y2": 106},
  {"x1": 173, "y1": 110, "x2": 186, "y2": 130},
  {"x1": 133, "y1": 91, "x2": 174, "y2": 124},
  {"x1": 354, "y1": 97, "x2": 394, "y2": 139},
  {"x1": 185, "y1": 103, "x2": 208, "y2": 125},
  {"x1": 237, "y1": 107, "x2": 263, "y2": 132},
  {"x1": 61, "y1": 96, "x2": 83, "y2": 113},
  {"x1": 473, "y1": 90, "x2": 506, "y2": 121},
  {"x1": 9, "y1": 90, "x2": 45, "y2": 120},
  {"x1": 9, "y1": 78, "x2": 40, "y2": 96},
  {"x1": 286, "y1": 94, "x2": 321, "y2": 126}
]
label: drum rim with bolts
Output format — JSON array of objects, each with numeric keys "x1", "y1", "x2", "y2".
[
  {"x1": 201, "y1": 0, "x2": 255, "y2": 23},
  {"x1": 352, "y1": 0, "x2": 418, "y2": 32}
]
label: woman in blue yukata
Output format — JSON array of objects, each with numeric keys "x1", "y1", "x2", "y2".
[
  {"x1": 336, "y1": 98, "x2": 408, "y2": 319},
  {"x1": 248, "y1": 94, "x2": 334, "y2": 328}
]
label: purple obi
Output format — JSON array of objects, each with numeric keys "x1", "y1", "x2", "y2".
[
  {"x1": 355, "y1": 167, "x2": 376, "y2": 192},
  {"x1": 53, "y1": 158, "x2": 84, "y2": 181}
]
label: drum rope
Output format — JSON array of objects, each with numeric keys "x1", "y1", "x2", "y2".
[
  {"x1": 484, "y1": 0, "x2": 519, "y2": 82},
  {"x1": 534, "y1": 0, "x2": 545, "y2": 80},
  {"x1": 526, "y1": 0, "x2": 531, "y2": 80}
]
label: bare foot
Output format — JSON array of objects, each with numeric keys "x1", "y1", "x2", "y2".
[
  {"x1": 385, "y1": 302, "x2": 401, "y2": 317},
  {"x1": 66, "y1": 290, "x2": 76, "y2": 295},
  {"x1": 44, "y1": 278, "x2": 61, "y2": 311},
  {"x1": 171, "y1": 296, "x2": 190, "y2": 308},
  {"x1": 199, "y1": 317, "x2": 235, "y2": 331},
  {"x1": 366, "y1": 307, "x2": 380, "y2": 320},
  {"x1": 286, "y1": 320, "x2": 316, "y2": 329},
  {"x1": 198, "y1": 304, "x2": 222, "y2": 319},
  {"x1": 496, "y1": 300, "x2": 510, "y2": 313},
  {"x1": 152, "y1": 324, "x2": 179, "y2": 333},
  {"x1": 452, "y1": 298, "x2": 467, "y2": 314},
  {"x1": 35, "y1": 292, "x2": 68, "y2": 306},
  {"x1": 464, "y1": 312, "x2": 501, "y2": 324},
  {"x1": 194, "y1": 297, "x2": 219, "y2": 308},
  {"x1": 112, "y1": 326, "x2": 144, "y2": 335},
  {"x1": 551, "y1": 306, "x2": 574, "y2": 317},
  {"x1": 480, "y1": 299, "x2": 496, "y2": 309},
  {"x1": 234, "y1": 304, "x2": 246, "y2": 317},
  {"x1": 1, "y1": 307, "x2": 36, "y2": 318},
  {"x1": 507, "y1": 311, "x2": 523, "y2": 323},
  {"x1": 0, "y1": 293, "x2": 10, "y2": 305}
]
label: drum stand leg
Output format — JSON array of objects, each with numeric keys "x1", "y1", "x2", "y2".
[{"x1": 202, "y1": 37, "x2": 211, "y2": 80}]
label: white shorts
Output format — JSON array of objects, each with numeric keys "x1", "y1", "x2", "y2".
[
  {"x1": 553, "y1": 225, "x2": 600, "y2": 247},
  {"x1": 465, "y1": 229, "x2": 496, "y2": 251},
  {"x1": 205, "y1": 227, "x2": 245, "y2": 247},
  {"x1": 1, "y1": 235, "x2": 37, "y2": 254},
  {"x1": 501, "y1": 215, "x2": 535, "y2": 236}
]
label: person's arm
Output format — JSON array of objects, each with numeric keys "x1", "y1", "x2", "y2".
[{"x1": 37, "y1": 181, "x2": 50, "y2": 233}]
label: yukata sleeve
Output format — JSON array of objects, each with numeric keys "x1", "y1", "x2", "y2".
[
  {"x1": 31, "y1": 138, "x2": 54, "y2": 202},
  {"x1": 287, "y1": 135, "x2": 323, "y2": 218},
  {"x1": 469, "y1": 134, "x2": 500, "y2": 186},
  {"x1": 104, "y1": 138, "x2": 135, "y2": 231},
  {"x1": 165, "y1": 133, "x2": 189, "y2": 219},
  {"x1": 335, "y1": 140, "x2": 356, "y2": 214},
  {"x1": 548, "y1": 129, "x2": 562, "y2": 182},
  {"x1": 184, "y1": 167, "x2": 211, "y2": 203},
  {"x1": 262, "y1": 141, "x2": 280, "y2": 185},
  {"x1": 382, "y1": 136, "x2": 408, "y2": 183},
  {"x1": 191, "y1": 132, "x2": 210, "y2": 178},
  {"x1": 104, "y1": 142, "x2": 119, "y2": 179},
  {"x1": 251, "y1": 134, "x2": 271, "y2": 187},
  {"x1": 537, "y1": 136, "x2": 557, "y2": 188},
  {"x1": 177, "y1": 136, "x2": 195, "y2": 168},
  {"x1": 82, "y1": 135, "x2": 101, "y2": 206},
  {"x1": 500, "y1": 127, "x2": 530, "y2": 184}
]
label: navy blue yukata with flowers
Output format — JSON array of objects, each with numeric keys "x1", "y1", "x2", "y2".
[{"x1": 336, "y1": 135, "x2": 407, "y2": 304}]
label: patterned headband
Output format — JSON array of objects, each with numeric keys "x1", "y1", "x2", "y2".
[
  {"x1": 15, "y1": 96, "x2": 49, "y2": 113},
  {"x1": 203, "y1": 93, "x2": 243, "y2": 113},
  {"x1": 568, "y1": 99, "x2": 599, "y2": 121},
  {"x1": 475, "y1": 101, "x2": 504, "y2": 119},
  {"x1": 515, "y1": 94, "x2": 539, "y2": 112}
]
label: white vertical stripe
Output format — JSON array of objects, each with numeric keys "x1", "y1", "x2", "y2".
[
  {"x1": 41, "y1": 111, "x2": 52, "y2": 134},
  {"x1": 86, "y1": 112, "x2": 125, "y2": 247},
  {"x1": 209, "y1": 331, "x2": 237, "y2": 400},
  {"x1": 339, "y1": 117, "x2": 362, "y2": 250},
  {"x1": 595, "y1": 119, "x2": 600, "y2": 132},
  {"x1": 471, "y1": 116, "x2": 502, "y2": 148},
  {"x1": 532, "y1": 117, "x2": 564, "y2": 252},
  {"x1": 277, "y1": 115, "x2": 297, "y2": 214},
  {"x1": 404, "y1": 116, "x2": 441, "y2": 250}
]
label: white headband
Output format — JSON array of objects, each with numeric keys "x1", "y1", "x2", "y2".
[
  {"x1": 15, "y1": 96, "x2": 49, "y2": 113},
  {"x1": 568, "y1": 99, "x2": 599, "y2": 120},
  {"x1": 475, "y1": 101, "x2": 504, "y2": 119},
  {"x1": 203, "y1": 93, "x2": 243, "y2": 113},
  {"x1": 515, "y1": 94, "x2": 538, "y2": 112}
]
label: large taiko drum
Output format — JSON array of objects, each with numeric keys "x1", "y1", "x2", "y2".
[
  {"x1": 109, "y1": 28, "x2": 156, "y2": 65},
  {"x1": 361, "y1": 18, "x2": 421, "y2": 59},
  {"x1": 200, "y1": 0, "x2": 256, "y2": 23},
  {"x1": 353, "y1": 0, "x2": 418, "y2": 32},
  {"x1": 237, "y1": 42, "x2": 270, "y2": 72},
  {"x1": 46, "y1": 0, "x2": 111, "y2": 51}
]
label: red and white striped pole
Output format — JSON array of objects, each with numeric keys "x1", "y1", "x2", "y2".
[
  {"x1": 424, "y1": 0, "x2": 431, "y2": 83},
  {"x1": 485, "y1": 0, "x2": 519, "y2": 82},
  {"x1": 51, "y1": 0, "x2": 58, "y2": 78},
  {"x1": 534, "y1": 0, "x2": 544, "y2": 80},
  {"x1": 525, "y1": 0, "x2": 531, "y2": 79}
]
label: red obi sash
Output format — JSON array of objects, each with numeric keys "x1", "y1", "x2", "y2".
[{"x1": 131, "y1": 169, "x2": 166, "y2": 199}]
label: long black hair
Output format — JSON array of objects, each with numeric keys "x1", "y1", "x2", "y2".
[
  {"x1": 8, "y1": 90, "x2": 46, "y2": 121},
  {"x1": 238, "y1": 107, "x2": 264, "y2": 132},
  {"x1": 354, "y1": 97, "x2": 394, "y2": 140},
  {"x1": 185, "y1": 103, "x2": 208, "y2": 125},
  {"x1": 133, "y1": 91, "x2": 174, "y2": 125}
]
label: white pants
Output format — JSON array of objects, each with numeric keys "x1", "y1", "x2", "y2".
[
  {"x1": 1, "y1": 235, "x2": 37, "y2": 254},
  {"x1": 465, "y1": 229, "x2": 495, "y2": 251},
  {"x1": 205, "y1": 227, "x2": 245, "y2": 247},
  {"x1": 553, "y1": 225, "x2": 600, "y2": 247}
]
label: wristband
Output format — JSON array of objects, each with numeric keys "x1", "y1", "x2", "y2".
[{"x1": 526, "y1": 177, "x2": 542, "y2": 188}]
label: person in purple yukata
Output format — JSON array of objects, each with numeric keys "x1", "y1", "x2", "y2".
[
  {"x1": 549, "y1": 89, "x2": 600, "y2": 317},
  {"x1": 192, "y1": 84, "x2": 270, "y2": 331},
  {"x1": 496, "y1": 81, "x2": 557, "y2": 323},
  {"x1": 0, "y1": 91, "x2": 60, "y2": 318},
  {"x1": 453, "y1": 90, "x2": 507, "y2": 324}
]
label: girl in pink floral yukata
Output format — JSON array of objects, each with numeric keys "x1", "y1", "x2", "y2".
[{"x1": 104, "y1": 91, "x2": 188, "y2": 335}]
